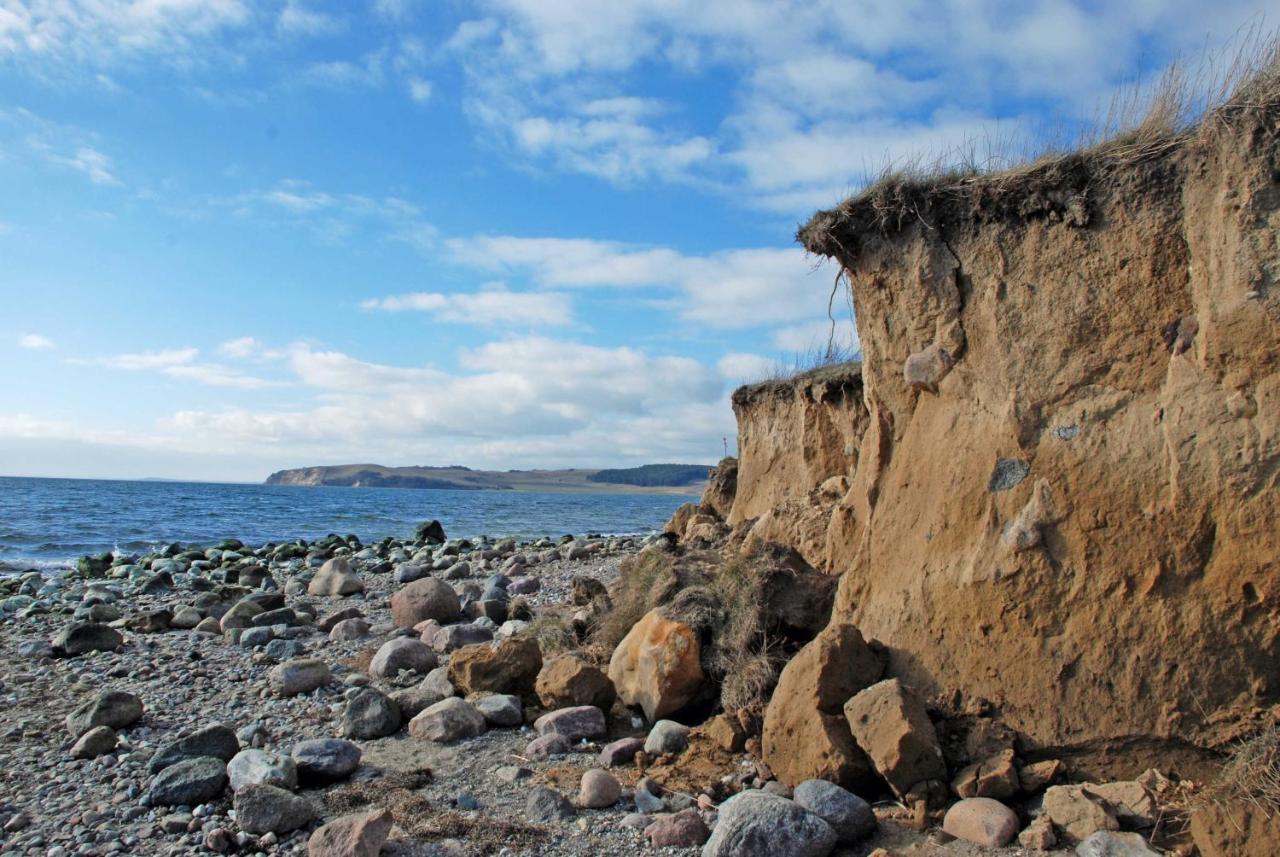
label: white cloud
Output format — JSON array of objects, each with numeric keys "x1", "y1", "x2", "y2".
[
  {"x1": 717, "y1": 352, "x2": 772, "y2": 383},
  {"x1": 448, "y1": 234, "x2": 835, "y2": 329},
  {"x1": 229, "y1": 181, "x2": 438, "y2": 251},
  {"x1": 18, "y1": 333, "x2": 54, "y2": 349},
  {"x1": 361, "y1": 284, "x2": 573, "y2": 326},
  {"x1": 772, "y1": 319, "x2": 860, "y2": 355},
  {"x1": 99, "y1": 348, "x2": 199, "y2": 370},
  {"x1": 93, "y1": 347, "x2": 277, "y2": 388},
  {"x1": 217, "y1": 336, "x2": 260, "y2": 359},
  {"x1": 407, "y1": 77, "x2": 432, "y2": 103},
  {"x1": 374, "y1": 0, "x2": 417, "y2": 21},
  {"x1": 277, "y1": 2, "x2": 341, "y2": 37}
]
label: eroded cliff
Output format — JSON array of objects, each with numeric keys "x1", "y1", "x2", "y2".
[{"x1": 728, "y1": 84, "x2": 1280, "y2": 779}]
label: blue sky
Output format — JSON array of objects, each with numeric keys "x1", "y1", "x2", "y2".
[{"x1": 0, "y1": 0, "x2": 1271, "y2": 481}]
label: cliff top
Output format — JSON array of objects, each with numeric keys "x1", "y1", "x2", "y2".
[
  {"x1": 799, "y1": 42, "x2": 1280, "y2": 264},
  {"x1": 732, "y1": 360, "x2": 862, "y2": 407}
]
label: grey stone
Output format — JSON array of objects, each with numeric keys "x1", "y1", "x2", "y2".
[
  {"x1": 1075, "y1": 831, "x2": 1161, "y2": 857},
  {"x1": 233, "y1": 784, "x2": 317, "y2": 834},
  {"x1": 600, "y1": 737, "x2": 645, "y2": 767},
  {"x1": 368, "y1": 637, "x2": 437, "y2": 678},
  {"x1": 263, "y1": 638, "x2": 306, "y2": 661},
  {"x1": 52, "y1": 622, "x2": 123, "y2": 656},
  {"x1": 143, "y1": 757, "x2": 228, "y2": 807},
  {"x1": 526, "y1": 786, "x2": 576, "y2": 823},
  {"x1": 644, "y1": 720, "x2": 691, "y2": 755},
  {"x1": 701, "y1": 791, "x2": 837, "y2": 857},
  {"x1": 525, "y1": 733, "x2": 571, "y2": 759},
  {"x1": 70, "y1": 725, "x2": 118, "y2": 759},
  {"x1": 269, "y1": 658, "x2": 330, "y2": 696},
  {"x1": 293, "y1": 739, "x2": 361, "y2": 785},
  {"x1": 227, "y1": 748, "x2": 298, "y2": 792},
  {"x1": 793, "y1": 779, "x2": 875, "y2": 843},
  {"x1": 65, "y1": 690, "x2": 143, "y2": 738},
  {"x1": 342, "y1": 688, "x2": 403, "y2": 740},
  {"x1": 474, "y1": 693, "x2": 523, "y2": 727},
  {"x1": 533, "y1": 705, "x2": 606, "y2": 742},
  {"x1": 149, "y1": 724, "x2": 240, "y2": 773},
  {"x1": 408, "y1": 697, "x2": 486, "y2": 742}
]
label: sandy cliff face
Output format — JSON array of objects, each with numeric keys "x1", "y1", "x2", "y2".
[{"x1": 738, "y1": 98, "x2": 1280, "y2": 776}]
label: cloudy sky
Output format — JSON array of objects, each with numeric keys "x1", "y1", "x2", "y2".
[{"x1": 0, "y1": 1, "x2": 1270, "y2": 481}]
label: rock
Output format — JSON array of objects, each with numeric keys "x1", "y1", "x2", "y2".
[
  {"x1": 329, "y1": 618, "x2": 371, "y2": 641},
  {"x1": 701, "y1": 791, "x2": 837, "y2": 857},
  {"x1": 473, "y1": 693, "x2": 523, "y2": 727},
  {"x1": 51, "y1": 622, "x2": 123, "y2": 656},
  {"x1": 536, "y1": 654, "x2": 617, "y2": 710},
  {"x1": 534, "y1": 705, "x2": 607, "y2": 741},
  {"x1": 307, "y1": 808, "x2": 394, "y2": 857},
  {"x1": 341, "y1": 688, "x2": 403, "y2": 740},
  {"x1": 408, "y1": 697, "x2": 486, "y2": 742},
  {"x1": 645, "y1": 808, "x2": 711, "y2": 847},
  {"x1": 368, "y1": 637, "x2": 437, "y2": 678},
  {"x1": 952, "y1": 749, "x2": 1020, "y2": 799},
  {"x1": 269, "y1": 659, "x2": 331, "y2": 696},
  {"x1": 942, "y1": 797, "x2": 1020, "y2": 847},
  {"x1": 239, "y1": 626, "x2": 274, "y2": 648},
  {"x1": 1075, "y1": 831, "x2": 1161, "y2": 856},
  {"x1": 635, "y1": 778, "x2": 666, "y2": 813},
  {"x1": 495, "y1": 765, "x2": 532, "y2": 784},
  {"x1": 234, "y1": 784, "x2": 317, "y2": 834},
  {"x1": 70, "y1": 725, "x2": 118, "y2": 759},
  {"x1": 447, "y1": 636, "x2": 542, "y2": 699},
  {"x1": 842, "y1": 678, "x2": 945, "y2": 797},
  {"x1": 578, "y1": 769, "x2": 622, "y2": 808},
  {"x1": 762, "y1": 624, "x2": 883, "y2": 790},
  {"x1": 170, "y1": 606, "x2": 204, "y2": 629},
  {"x1": 428, "y1": 622, "x2": 493, "y2": 653},
  {"x1": 391, "y1": 578, "x2": 461, "y2": 627},
  {"x1": 903, "y1": 342, "x2": 955, "y2": 393},
  {"x1": 645, "y1": 719, "x2": 691, "y2": 755},
  {"x1": 227, "y1": 748, "x2": 299, "y2": 792},
  {"x1": 706, "y1": 714, "x2": 747, "y2": 752},
  {"x1": 1020, "y1": 816, "x2": 1058, "y2": 850},
  {"x1": 415, "y1": 520, "x2": 446, "y2": 544},
  {"x1": 65, "y1": 689, "x2": 144, "y2": 738},
  {"x1": 608, "y1": 609, "x2": 704, "y2": 722},
  {"x1": 318, "y1": 606, "x2": 363, "y2": 632},
  {"x1": 1044, "y1": 785, "x2": 1120, "y2": 843},
  {"x1": 194, "y1": 616, "x2": 222, "y2": 634},
  {"x1": 508, "y1": 577, "x2": 540, "y2": 595},
  {"x1": 1190, "y1": 798, "x2": 1280, "y2": 857},
  {"x1": 1087, "y1": 781, "x2": 1158, "y2": 828},
  {"x1": 127, "y1": 607, "x2": 172, "y2": 633},
  {"x1": 293, "y1": 739, "x2": 362, "y2": 785},
  {"x1": 308, "y1": 557, "x2": 365, "y2": 596},
  {"x1": 395, "y1": 562, "x2": 432, "y2": 584},
  {"x1": 1020, "y1": 759, "x2": 1066, "y2": 792},
  {"x1": 150, "y1": 724, "x2": 240, "y2": 772},
  {"x1": 600, "y1": 737, "x2": 645, "y2": 767},
  {"x1": 792, "y1": 779, "x2": 875, "y2": 843},
  {"x1": 525, "y1": 733, "x2": 571, "y2": 758},
  {"x1": 391, "y1": 671, "x2": 454, "y2": 718},
  {"x1": 143, "y1": 756, "x2": 228, "y2": 807},
  {"x1": 526, "y1": 786, "x2": 576, "y2": 823},
  {"x1": 264, "y1": 638, "x2": 306, "y2": 662}
]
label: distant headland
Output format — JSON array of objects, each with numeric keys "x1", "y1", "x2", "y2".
[{"x1": 264, "y1": 462, "x2": 711, "y2": 494}]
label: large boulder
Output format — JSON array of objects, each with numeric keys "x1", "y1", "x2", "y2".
[
  {"x1": 447, "y1": 636, "x2": 542, "y2": 699},
  {"x1": 143, "y1": 756, "x2": 228, "y2": 807},
  {"x1": 792, "y1": 779, "x2": 876, "y2": 843},
  {"x1": 293, "y1": 739, "x2": 361, "y2": 785},
  {"x1": 608, "y1": 609, "x2": 704, "y2": 721},
  {"x1": 534, "y1": 705, "x2": 607, "y2": 742},
  {"x1": 701, "y1": 791, "x2": 836, "y2": 857},
  {"x1": 414, "y1": 520, "x2": 446, "y2": 544},
  {"x1": 269, "y1": 659, "x2": 331, "y2": 696},
  {"x1": 536, "y1": 654, "x2": 617, "y2": 710},
  {"x1": 842, "y1": 678, "x2": 945, "y2": 798},
  {"x1": 390, "y1": 578, "x2": 461, "y2": 627},
  {"x1": 341, "y1": 688, "x2": 402, "y2": 740},
  {"x1": 407, "y1": 697, "x2": 486, "y2": 742},
  {"x1": 51, "y1": 622, "x2": 123, "y2": 656},
  {"x1": 149, "y1": 724, "x2": 240, "y2": 773},
  {"x1": 763, "y1": 624, "x2": 883, "y2": 790},
  {"x1": 65, "y1": 690, "x2": 144, "y2": 739},
  {"x1": 227, "y1": 748, "x2": 298, "y2": 792},
  {"x1": 307, "y1": 557, "x2": 364, "y2": 596},
  {"x1": 942, "y1": 797, "x2": 1020, "y2": 847}
]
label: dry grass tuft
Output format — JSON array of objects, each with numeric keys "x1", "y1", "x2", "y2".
[
  {"x1": 592, "y1": 549, "x2": 681, "y2": 648},
  {"x1": 1205, "y1": 728, "x2": 1280, "y2": 815},
  {"x1": 523, "y1": 610, "x2": 578, "y2": 655}
]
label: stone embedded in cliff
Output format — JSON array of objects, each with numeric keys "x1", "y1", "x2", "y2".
[
  {"x1": 447, "y1": 636, "x2": 542, "y2": 699},
  {"x1": 608, "y1": 608, "x2": 705, "y2": 722},
  {"x1": 1163, "y1": 315, "x2": 1200, "y2": 355},
  {"x1": 903, "y1": 343, "x2": 954, "y2": 393},
  {"x1": 307, "y1": 557, "x2": 364, "y2": 597},
  {"x1": 1002, "y1": 478, "x2": 1056, "y2": 552},
  {"x1": 390, "y1": 577, "x2": 461, "y2": 627},
  {"x1": 763, "y1": 624, "x2": 884, "y2": 790},
  {"x1": 842, "y1": 678, "x2": 945, "y2": 798}
]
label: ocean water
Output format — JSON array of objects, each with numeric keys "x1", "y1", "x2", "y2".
[{"x1": 0, "y1": 476, "x2": 697, "y2": 573}]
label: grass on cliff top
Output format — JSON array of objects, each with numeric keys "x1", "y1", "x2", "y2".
[{"x1": 800, "y1": 29, "x2": 1280, "y2": 258}]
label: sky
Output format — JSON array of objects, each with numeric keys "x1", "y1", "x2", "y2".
[{"x1": 0, "y1": 0, "x2": 1271, "y2": 482}]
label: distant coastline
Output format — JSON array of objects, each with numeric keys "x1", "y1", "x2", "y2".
[{"x1": 264, "y1": 462, "x2": 712, "y2": 495}]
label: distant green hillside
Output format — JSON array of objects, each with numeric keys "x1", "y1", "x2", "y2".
[{"x1": 587, "y1": 463, "x2": 712, "y2": 487}]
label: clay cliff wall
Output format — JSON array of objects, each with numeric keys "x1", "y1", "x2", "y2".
[{"x1": 732, "y1": 89, "x2": 1280, "y2": 775}]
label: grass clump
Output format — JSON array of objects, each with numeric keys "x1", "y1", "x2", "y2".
[
  {"x1": 1205, "y1": 728, "x2": 1280, "y2": 815},
  {"x1": 593, "y1": 548, "x2": 682, "y2": 649}
]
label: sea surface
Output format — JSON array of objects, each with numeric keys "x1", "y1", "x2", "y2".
[{"x1": 0, "y1": 476, "x2": 697, "y2": 573}]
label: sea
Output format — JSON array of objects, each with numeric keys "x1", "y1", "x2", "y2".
[{"x1": 0, "y1": 476, "x2": 698, "y2": 575}]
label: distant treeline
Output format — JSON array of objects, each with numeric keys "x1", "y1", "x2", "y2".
[{"x1": 587, "y1": 463, "x2": 711, "y2": 487}]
